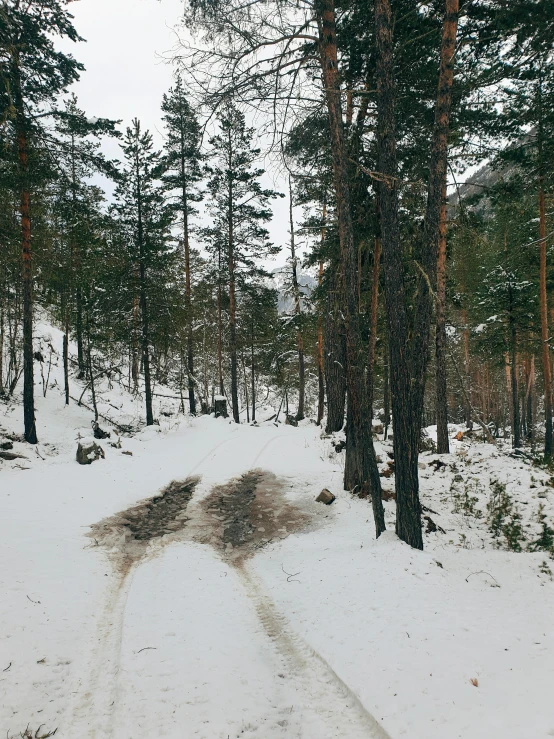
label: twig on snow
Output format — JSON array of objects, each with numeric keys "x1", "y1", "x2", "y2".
[
  {"x1": 281, "y1": 564, "x2": 301, "y2": 583},
  {"x1": 26, "y1": 595, "x2": 41, "y2": 604},
  {"x1": 136, "y1": 647, "x2": 157, "y2": 654},
  {"x1": 465, "y1": 571, "x2": 500, "y2": 587},
  {"x1": 3, "y1": 662, "x2": 11, "y2": 671}
]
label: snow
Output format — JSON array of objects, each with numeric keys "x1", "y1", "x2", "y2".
[{"x1": 2, "y1": 321, "x2": 554, "y2": 738}]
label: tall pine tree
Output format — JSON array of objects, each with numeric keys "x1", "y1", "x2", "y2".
[{"x1": 161, "y1": 74, "x2": 203, "y2": 415}]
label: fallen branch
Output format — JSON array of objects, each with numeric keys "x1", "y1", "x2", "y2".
[
  {"x1": 26, "y1": 595, "x2": 40, "y2": 604},
  {"x1": 3, "y1": 662, "x2": 11, "y2": 671},
  {"x1": 69, "y1": 396, "x2": 134, "y2": 434},
  {"x1": 136, "y1": 647, "x2": 157, "y2": 654}
]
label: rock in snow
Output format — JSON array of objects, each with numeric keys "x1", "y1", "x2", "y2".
[{"x1": 316, "y1": 488, "x2": 336, "y2": 505}]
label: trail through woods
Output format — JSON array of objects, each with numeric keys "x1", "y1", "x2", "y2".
[
  {"x1": 2, "y1": 349, "x2": 554, "y2": 738},
  {"x1": 66, "y1": 448, "x2": 390, "y2": 739}
]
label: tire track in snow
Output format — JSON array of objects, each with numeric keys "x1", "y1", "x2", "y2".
[
  {"x1": 63, "y1": 565, "x2": 137, "y2": 739},
  {"x1": 70, "y1": 428, "x2": 385, "y2": 738},
  {"x1": 237, "y1": 564, "x2": 392, "y2": 739},
  {"x1": 64, "y1": 431, "x2": 290, "y2": 738}
]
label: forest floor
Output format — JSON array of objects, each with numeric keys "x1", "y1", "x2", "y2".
[{"x1": 1, "y1": 321, "x2": 554, "y2": 739}]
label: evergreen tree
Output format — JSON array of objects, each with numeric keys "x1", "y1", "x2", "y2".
[
  {"x1": 1, "y1": 0, "x2": 84, "y2": 442},
  {"x1": 161, "y1": 74, "x2": 203, "y2": 415},
  {"x1": 114, "y1": 119, "x2": 172, "y2": 426},
  {"x1": 203, "y1": 101, "x2": 280, "y2": 423}
]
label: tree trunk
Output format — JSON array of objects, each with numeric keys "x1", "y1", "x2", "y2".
[
  {"x1": 462, "y1": 306, "x2": 472, "y2": 428},
  {"x1": 368, "y1": 234, "x2": 381, "y2": 416},
  {"x1": 289, "y1": 176, "x2": 305, "y2": 421},
  {"x1": 0, "y1": 289, "x2": 4, "y2": 395},
  {"x1": 323, "y1": 277, "x2": 347, "y2": 433},
  {"x1": 181, "y1": 139, "x2": 196, "y2": 415},
  {"x1": 13, "y1": 62, "x2": 37, "y2": 444},
  {"x1": 435, "y1": 190, "x2": 449, "y2": 452},
  {"x1": 217, "y1": 246, "x2": 224, "y2": 396},
  {"x1": 63, "y1": 304, "x2": 70, "y2": 406},
  {"x1": 317, "y1": 258, "x2": 325, "y2": 426},
  {"x1": 524, "y1": 355, "x2": 535, "y2": 442},
  {"x1": 383, "y1": 355, "x2": 390, "y2": 439},
  {"x1": 375, "y1": 0, "x2": 458, "y2": 549},
  {"x1": 510, "y1": 327, "x2": 520, "y2": 448},
  {"x1": 139, "y1": 261, "x2": 154, "y2": 426},
  {"x1": 317, "y1": 0, "x2": 385, "y2": 536},
  {"x1": 241, "y1": 355, "x2": 250, "y2": 422},
  {"x1": 135, "y1": 159, "x2": 154, "y2": 426},
  {"x1": 75, "y1": 285, "x2": 85, "y2": 378},
  {"x1": 86, "y1": 333, "x2": 98, "y2": 424},
  {"x1": 539, "y1": 177, "x2": 552, "y2": 458},
  {"x1": 228, "y1": 151, "x2": 240, "y2": 424},
  {"x1": 251, "y1": 317, "x2": 256, "y2": 422}
]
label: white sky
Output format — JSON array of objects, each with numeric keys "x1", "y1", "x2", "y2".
[{"x1": 61, "y1": 0, "x2": 294, "y2": 261}]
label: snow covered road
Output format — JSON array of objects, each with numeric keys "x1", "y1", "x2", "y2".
[{"x1": 2, "y1": 413, "x2": 554, "y2": 738}]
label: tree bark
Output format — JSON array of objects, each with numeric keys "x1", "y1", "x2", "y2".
[
  {"x1": 217, "y1": 245, "x2": 224, "y2": 397},
  {"x1": 461, "y1": 305, "x2": 472, "y2": 428},
  {"x1": 251, "y1": 316, "x2": 256, "y2": 422},
  {"x1": 324, "y1": 278, "x2": 347, "y2": 433},
  {"x1": 135, "y1": 157, "x2": 154, "y2": 427},
  {"x1": 316, "y1": 0, "x2": 385, "y2": 536},
  {"x1": 539, "y1": 168, "x2": 552, "y2": 458},
  {"x1": 435, "y1": 189, "x2": 449, "y2": 452},
  {"x1": 317, "y1": 258, "x2": 325, "y2": 426},
  {"x1": 368, "y1": 234, "x2": 381, "y2": 416},
  {"x1": 227, "y1": 135, "x2": 240, "y2": 424},
  {"x1": 139, "y1": 260, "x2": 154, "y2": 426},
  {"x1": 375, "y1": 0, "x2": 458, "y2": 549},
  {"x1": 181, "y1": 127, "x2": 196, "y2": 415},
  {"x1": 12, "y1": 60, "x2": 37, "y2": 444},
  {"x1": 289, "y1": 176, "x2": 305, "y2": 421},
  {"x1": 63, "y1": 304, "x2": 70, "y2": 406}
]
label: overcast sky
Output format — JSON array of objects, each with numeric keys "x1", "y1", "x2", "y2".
[{"x1": 62, "y1": 0, "x2": 294, "y2": 263}]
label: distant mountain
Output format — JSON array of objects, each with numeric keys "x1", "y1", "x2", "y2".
[{"x1": 268, "y1": 266, "x2": 317, "y2": 313}]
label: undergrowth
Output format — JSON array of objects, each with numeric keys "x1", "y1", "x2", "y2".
[{"x1": 486, "y1": 480, "x2": 525, "y2": 552}]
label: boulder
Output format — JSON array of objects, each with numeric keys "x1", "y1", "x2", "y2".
[
  {"x1": 285, "y1": 414, "x2": 298, "y2": 427},
  {"x1": 76, "y1": 441, "x2": 105, "y2": 465},
  {"x1": 316, "y1": 488, "x2": 336, "y2": 505}
]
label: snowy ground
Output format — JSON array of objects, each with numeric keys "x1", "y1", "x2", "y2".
[{"x1": 2, "y1": 323, "x2": 554, "y2": 738}]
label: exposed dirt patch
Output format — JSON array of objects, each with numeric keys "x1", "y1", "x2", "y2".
[
  {"x1": 200, "y1": 469, "x2": 310, "y2": 563},
  {"x1": 90, "y1": 470, "x2": 312, "y2": 570},
  {"x1": 90, "y1": 477, "x2": 200, "y2": 571}
]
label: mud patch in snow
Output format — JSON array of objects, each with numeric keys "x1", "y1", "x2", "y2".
[
  {"x1": 200, "y1": 469, "x2": 310, "y2": 562},
  {"x1": 89, "y1": 476, "x2": 200, "y2": 570}
]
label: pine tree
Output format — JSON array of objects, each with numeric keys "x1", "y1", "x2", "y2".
[
  {"x1": 53, "y1": 94, "x2": 119, "y2": 395},
  {"x1": 161, "y1": 74, "x2": 203, "y2": 415},
  {"x1": 1, "y1": 0, "x2": 84, "y2": 442},
  {"x1": 203, "y1": 101, "x2": 280, "y2": 423},
  {"x1": 114, "y1": 119, "x2": 172, "y2": 426}
]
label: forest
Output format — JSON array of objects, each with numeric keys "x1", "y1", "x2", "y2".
[{"x1": 1, "y1": 2, "x2": 554, "y2": 736}]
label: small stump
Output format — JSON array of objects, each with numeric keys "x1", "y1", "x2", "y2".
[
  {"x1": 214, "y1": 396, "x2": 228, "y2": 418},
  {"x1": 76, "y1": 441, "x2": 105, "y2": 465}
]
